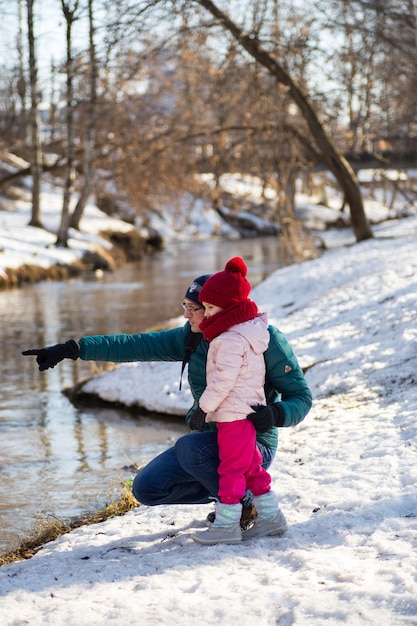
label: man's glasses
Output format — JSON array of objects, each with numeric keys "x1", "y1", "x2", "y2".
[{"x1": 182, "y1": 302, "x2": 204, "y2": 314}]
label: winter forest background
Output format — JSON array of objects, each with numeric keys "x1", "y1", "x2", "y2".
[{"x1": 0, "y1": 0, "x2": 417, "y2": 260}]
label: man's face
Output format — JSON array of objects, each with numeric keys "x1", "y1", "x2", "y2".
[{"x1": 182, "y1": 298, "x2": 205, "y2": 333}]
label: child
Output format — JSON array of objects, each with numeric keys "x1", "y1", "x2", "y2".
[{"x1": 191, "y1": 257, "x2": 287, "y2": 544}]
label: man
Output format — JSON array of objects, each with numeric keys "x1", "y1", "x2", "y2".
[{"x1": 23, "y1": 274, "x2": 312, "y2": 537}]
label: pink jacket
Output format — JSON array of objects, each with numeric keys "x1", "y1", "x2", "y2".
[{"x1": 199, "y1": 313, "x2": 269, "y2": 423}]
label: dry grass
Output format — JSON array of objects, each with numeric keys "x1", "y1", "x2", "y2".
[{"x1": 0, "y1": 486, "x2": 139, "y2": 567}]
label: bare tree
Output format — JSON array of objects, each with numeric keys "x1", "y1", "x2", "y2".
[
  {"x1": 321, "y1": 0, "x2": 417, "y2": 153},
  {"x1": 196, "y1": 0, "x2": 373, "y2": 242},
  {"x1": 70, "y1": 0, "x2": 98, "y2": 230},
  {"x1": 5, "y1": 0, "x2": 416, "y2": 245},
  {"x1": 26, "y1": 0, "x2": 43, "y2": 227},
  {"x1": 56, "y1": 0, "x2": 80, "y2": 247},
  {"x1": 16, "y1": 0, "x2": 28, "y2": 142}
]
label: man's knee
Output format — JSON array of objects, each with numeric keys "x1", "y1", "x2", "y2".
[
  {"x1": 132, "y1": 468, "x2": 157, "y2": 506},
  {"x1": 174, "y1": 432, "x2": 191, "y2": 457}
]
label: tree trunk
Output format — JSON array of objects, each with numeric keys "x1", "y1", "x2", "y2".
[
  {"x1": 17, "y1": 0, "x2": 28, "y2": 142},
  {"x1": 197, "y1": 0, "x2": 374, "y2": 242},
  {"x1": 26, "y1": 0, "x2": 43, "y2": 228},
  {"x1": 56, "y1": 0, "x2": 79, "y2": 247},
  {"x1": 70, "y1": 0, "x2": 97, "y2": 230}
]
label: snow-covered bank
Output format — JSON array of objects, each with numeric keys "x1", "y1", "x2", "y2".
[
  {"x1": 3, "y1": 165, "x2": 413, "y2": 287},
  {"x1": 0, "y1": 178, "x2": 136, "y2": 277},
  {"x1": 0, "y1": 167, "x2": 286, "y2": 283},
  {"x1": 0, "y1": 174, "x2": 239, "y2": 288},
  {"x1": 1, "y1": 215, "x2": 416, "y2": 625}
]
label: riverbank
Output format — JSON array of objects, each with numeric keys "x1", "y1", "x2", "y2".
[
  {"x1": 2, "y1": 166, "x2": 408, "y2": 291},
  {"x1": 0, "y1": 484, "x2": 139, "y2": 566},
  {"x1": 1, "y1": 171, "x2": 280, "y2": 291},
  {"x1": 0, "y1": 178, "x2": 165, "y2": 290},
  {"x1": 1, "y1": 214, "x2": 416, "y2": 625}
]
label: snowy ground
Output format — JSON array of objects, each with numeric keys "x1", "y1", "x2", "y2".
[{"x1": 0, "y1": 174, "x2": 417, "y2": 624}]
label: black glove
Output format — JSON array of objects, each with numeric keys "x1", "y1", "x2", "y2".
[
  {"x1": 247, "y1": 403, "x2": 285, "y2": 432},
  {"x1": 22, "y1": 339, "x2": 80, "y2": 371},
  {"x1": 189, "y1": 407, "x2": 207, "y2": 432}
]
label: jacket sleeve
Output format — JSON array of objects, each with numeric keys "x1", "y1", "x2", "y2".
[
  {"x1": 78, "y1": 325, "x2": 189, "y2": 363},
  {"x1": 264, "y1": 325, "x2": 312, "y2": 427}
]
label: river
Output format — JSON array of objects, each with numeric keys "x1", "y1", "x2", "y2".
[{"x1": 0, "y1": 236, "x2": 285, "y2": 553}]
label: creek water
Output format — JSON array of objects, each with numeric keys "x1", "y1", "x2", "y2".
[{"x1": 0, "y1": 236, "x2": 285, "y2": 552}]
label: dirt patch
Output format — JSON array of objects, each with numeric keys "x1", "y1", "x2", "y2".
[{"x1": 103, "y1": 228, "x2": 163, "y2": 262}]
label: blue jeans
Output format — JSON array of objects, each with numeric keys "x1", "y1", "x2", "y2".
[{"x1": 132, "y1": 431, "x2": 276, "y2": 506}]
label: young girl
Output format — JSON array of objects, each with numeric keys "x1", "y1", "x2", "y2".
[{"x1": 191, "y1": 257, "x2": 287, "y2": 544}]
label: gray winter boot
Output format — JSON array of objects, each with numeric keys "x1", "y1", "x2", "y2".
[
  {"x1": 242, "y1": 491, "x2": 287, "y2": 541},
  {"x1": 206, "y1": 501, "x2": 257, "y2": 530},
  {"x1": 193, "y1": 502, "x2": 242, "y2": 545}
]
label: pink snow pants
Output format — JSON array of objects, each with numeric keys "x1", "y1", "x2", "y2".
[{"x1": 216, "y1": 419, "x2": 271, "y2": 505}]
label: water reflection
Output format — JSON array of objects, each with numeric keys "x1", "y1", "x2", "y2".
[{"x1": 0, "y1": 236, "x2": 284, "y2": 552}]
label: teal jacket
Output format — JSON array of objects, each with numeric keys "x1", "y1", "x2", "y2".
[{"x1": 79, "y1": 323, "x2": 312, "y2": 451}]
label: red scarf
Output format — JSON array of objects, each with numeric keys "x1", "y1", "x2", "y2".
[{"x1": 200, "y1": 300, "x2": 259, "y2": 342}]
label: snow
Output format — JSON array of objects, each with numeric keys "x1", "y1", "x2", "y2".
[
  {"x1": 0, "y1": 179, "x2": 132, "y2": 276},
  {"x1": 138, "y1": 192, "x2": 240, "y2": 240},
  {"x1": 1, "y1": 175, "x2": 417, "y2": 625},
  {"x1": 82, "y1": 360, "x2": 194, "y2": 415}
]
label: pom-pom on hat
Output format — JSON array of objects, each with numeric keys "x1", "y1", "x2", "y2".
[
  {"x1": 184, "y1": 274, "x2": 212, "y2": 306},
  {"x1": 198, "y1": 257, "x2": 251, "y2": 308}
]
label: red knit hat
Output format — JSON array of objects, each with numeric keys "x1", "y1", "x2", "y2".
[{"x1": 198, "y1": 256, "x2": 251, "y2": 308}]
